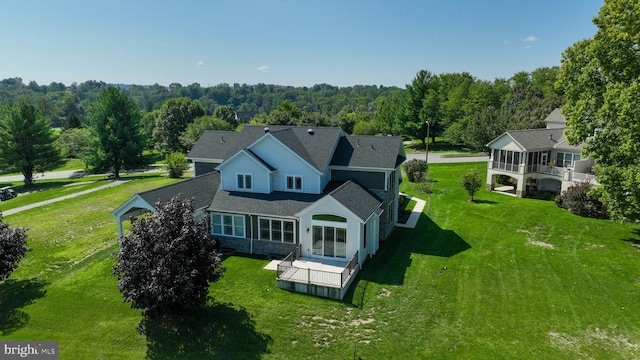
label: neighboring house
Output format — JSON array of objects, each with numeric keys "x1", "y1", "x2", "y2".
[
  {"x1": 112, "y1": 125, "x2": 406, "y2": 299},
  {"x1": 486, "y1": 108, "x2": 597, "y2": 197}
]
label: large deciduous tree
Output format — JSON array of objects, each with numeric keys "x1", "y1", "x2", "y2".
[
  {"x1": 557, "y1": 0, "x2": 640, "y2": 220},
  {"x1": 402, "y1": 70, "x2": 440, "y2": 148},
  {"x1": 179, "y1": 115, "x2": 232, "y2": 150},
  {"x1": 113, "y1": 197, "x2": 224, "y2": 316},
  {"x1": 0, "y1": 101, "x2": 62, "y2": 187},
  {"x1": 86, "y1": 87, "x2": 146, "y2": 178},
  {"x1": 153, "y1": 98, "x2": 205, "y2": 154},
  {"x1": 0, "y1": 214, "x2": 30, "y2": 281}
]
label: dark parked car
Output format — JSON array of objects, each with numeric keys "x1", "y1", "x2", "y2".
[{"x1": 0, "y1": 186, "x2": 17, "y2": 201}]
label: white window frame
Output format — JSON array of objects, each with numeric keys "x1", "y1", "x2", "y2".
[
  {"x1": 286, "y1": 175, "x2": 303, "y2": 191},
  {"x1": 237, "y1": 173, "x2": 253, "y2": 190},
  {"x1": 211, "y1": 213, "x2": 245, "y2": 238},
  {"x1": 258, "y1": 217, "x2": 296, "y2": 243},
  {"x1": 311, "y1": 222, "x2": 347, "y2": 258}
]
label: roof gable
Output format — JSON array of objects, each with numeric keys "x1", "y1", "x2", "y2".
[
  {"x1": 327, "y1": 180, "x2": 383, "y2": 221},
  {"x1": 216, "y1": 149, "x2": 275, "y2": 172},
  {"x1": 488, "y1": 128, "x2": 575, "y2": 152},
  {"x1": 188, "y1": 126, "x2": 343, "y2": 172},
  {"x1": 250, "y1": 126, "x2": 342, "y2": 172}
]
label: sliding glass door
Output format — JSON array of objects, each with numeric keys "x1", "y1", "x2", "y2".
[{"x1": 312, "y1": 225, "x2": 347, "y2": 258}]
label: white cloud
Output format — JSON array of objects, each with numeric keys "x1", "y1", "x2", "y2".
[
  {"x1": 256, "y1": 65, "x2": 271, "y2": 72},
  {"x1": 523, "y1": 36, "x2": 538, "y2": 42},
  {"x1": 196, "y1": 60, "x2": 205, "y2": 68}
]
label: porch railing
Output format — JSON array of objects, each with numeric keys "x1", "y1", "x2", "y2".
[
  {"x1": 277, "y1": 251, "x2": 359, "y2": 288},
  {"x1": 341, "y1": 251, "x2": 358, "y2": 286},
  {"x1": 491, "y1": 161, "x2": 519, "y2": 173}
]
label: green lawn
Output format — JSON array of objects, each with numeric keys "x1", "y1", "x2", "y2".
[{"x1": 1, "y1": 163, "x2": 639, "y2": 359}]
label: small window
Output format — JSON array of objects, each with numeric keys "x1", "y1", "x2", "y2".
[
  {"x1": 286, "y1": 175, "x2": 302, "y2": 191},
  {"x1": 237, "y1": 174, "x2": 252, "y2": 190}
]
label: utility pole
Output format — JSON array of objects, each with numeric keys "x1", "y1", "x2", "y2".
[{"x1": 425, "y1": 120, "x2": 430, "y2": 165}]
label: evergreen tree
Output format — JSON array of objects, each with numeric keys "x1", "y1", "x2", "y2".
[
  {"x1": 0, "y1": 101, "x2": 62, "y2": 187},
  {"x1": 86, "y1": 87, "x2": 146, "y2": 178}
]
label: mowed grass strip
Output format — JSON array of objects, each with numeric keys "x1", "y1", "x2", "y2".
[{"x1": 1, "y1": 164, "x2": 640, "y2": 359}]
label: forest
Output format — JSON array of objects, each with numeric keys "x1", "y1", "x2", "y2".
[{"x1": 0, "y1": 66, "x2": 563, "y2": 155}]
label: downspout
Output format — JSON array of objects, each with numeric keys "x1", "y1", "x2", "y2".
[{"x1": 249, "y1": 214, "x2": 253, "y2": 254}]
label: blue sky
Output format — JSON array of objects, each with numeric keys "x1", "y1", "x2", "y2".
[{"x1": 0, "y1": 0, "x2": 603, "y2": 88}]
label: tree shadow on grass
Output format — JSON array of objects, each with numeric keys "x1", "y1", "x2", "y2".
[
  {"x1": 471, "y1": 199, "x2": 498, "y2": 205},
  {"x1": 0, "y1": 278, "x2": 47, "y2": 335},
  {"x1": 622, "y1": 229, "x2": 640, "y2": 250},
  {"x1": 139, "y1": 299, "x2": 273, "y2": 360},
  {"x1": 357, "y1": 213, "x2": 470, "y2": 287}
]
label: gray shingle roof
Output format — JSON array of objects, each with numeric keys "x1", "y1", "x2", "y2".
[
  {"x1": 495, "y1": 128, "x2": 579, "y2": 152},
  {"x1": 209, "y1": 180, "x2": 382, "y2": 221},
  {"x1": 139, "y1": 171, "x2": 220, "y2": 210},
  {"x1": 252, "y1": 126, "x2": 342, "y2": 172},
  {"x1": 187, "y1": 131, "x2": 252, "y2": 161},
  {"x1": 328, "y1": 180, "x2": 383, "y2": 220},
  {"x1": 209, "y1": 188, "x2": 326, "y2": 217},
  {"x1": 543, "y1": 108, "x2": 566, "y2": 127},
  {"x1": 331, "y1": 135, "x2": 405, "y2": 169},
  {"x1": 187, "y1": 126, "x2": 343, "y2": 172}
]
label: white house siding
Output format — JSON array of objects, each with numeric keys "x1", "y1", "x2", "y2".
[
  {"x1": 219, "y1": 153, "x2": 271, "y2": 193},
  {"x1": 296, "y1": 196, "x2": 365, "y2": 263},
  {"x1": 361, "y1": 214, "x2": 379, "y2": 264},
  {"x1": 251, "y1": 136, "x2": 322, "y2": 194}
]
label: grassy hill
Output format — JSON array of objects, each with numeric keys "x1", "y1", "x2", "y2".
[{"x1": 1, "y1": 163, "x2": 639, "y2": 359}]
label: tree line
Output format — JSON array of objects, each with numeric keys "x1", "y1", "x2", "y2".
[{"x1": 0, "y1": 65, "x2": 563, "y2": 156}]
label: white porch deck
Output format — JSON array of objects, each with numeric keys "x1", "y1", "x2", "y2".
[{"x1": 277, "y1": 257, "x2": 350, "y2": 288}]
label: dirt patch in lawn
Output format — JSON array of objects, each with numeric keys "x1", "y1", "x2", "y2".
[
  {"x1": 517, "y1": 229, "x2": 556, "y2": 249},
  {"x1": 548, "y1": 328, "x2": 640, "y2": 358}
]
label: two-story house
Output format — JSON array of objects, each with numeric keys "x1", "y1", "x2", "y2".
[
  {"x1": 485, "y1": 108, "x2": 597, "y2": 197},
  {"x1": 111, "y1": 125, "x2": 406, "y2": 299}
]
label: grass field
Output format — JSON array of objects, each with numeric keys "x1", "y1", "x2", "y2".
[{"x1": 1, "y1": 163, "x2": 639, "y2": 359}]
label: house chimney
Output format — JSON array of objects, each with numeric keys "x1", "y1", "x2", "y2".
[
  {"x1": 370, "y1": 144, "x2": 375, "y2": 150},
  {"x1": 307, "y1": 128, "x2": 314, "y2": 135},
  {"x1": 264, "y1": 127, "x2": 270, "y2": 133},
  {"x1": 548, "y1": 133, "x2": 553, "y2": 140},
  {"x1": 220, "y1": 136, "x2": 225, "y2": 142}
]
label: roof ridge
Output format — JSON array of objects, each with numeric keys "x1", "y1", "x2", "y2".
[{"x1": 138, "y1": 171, "x2": 218, "y2": 196}]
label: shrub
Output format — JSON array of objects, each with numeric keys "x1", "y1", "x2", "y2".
[
  {"x1": 461, "y1": 168, "x2": 482, "y2": 201},
  {"x1": 0, "y1": 214, "x2": 30, "y2": 281},
  {"x1": 112, "y1": 197, "x2": 224, "y2": 316},
  {"x1": 555, "y1": 182, "x2": 606, "y2": 218},
  {"x1": 165, "y1": 152, "x2": 188, "y2": 178},
  {"x1": 404, "y1": 159, "x2": 427, "y2": 183}
]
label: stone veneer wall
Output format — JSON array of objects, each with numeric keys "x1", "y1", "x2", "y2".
[{"x1": 215, "y1": 235, "x2": 298, "y2": 257}]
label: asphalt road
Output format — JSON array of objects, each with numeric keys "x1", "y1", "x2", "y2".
[
  {"x1": 405, "y1": 152, "x2": 489, "y2": 163},
  {"x1": 0, "y1": 154, "x2": 485, "y2": 185},
  {"x1": 0, "y1": 167, "x2": 167, "y2": 184}
]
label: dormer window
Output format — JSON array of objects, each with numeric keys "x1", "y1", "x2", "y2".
[
  {"x1": 237, "y1": 173, "x2": 252, "y2": 190},
  {"x1": 286, "y1": 175, "x2": 302, "y2": 191}
]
